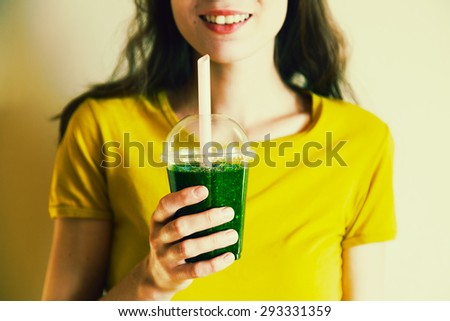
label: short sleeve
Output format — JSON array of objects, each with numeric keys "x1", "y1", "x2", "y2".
[
  {"x1": 342, "y1": 127, "x2": 397, "y2": 248},
  {"x1": 48, "y1": 100, "x2": 112, "y2": 220}
]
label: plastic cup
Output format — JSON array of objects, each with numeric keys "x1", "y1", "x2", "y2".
[{"x1": 164, "y1": 114, "x2": 249, "y2": 263}]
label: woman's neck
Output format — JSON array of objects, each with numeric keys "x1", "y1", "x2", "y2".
[{"x1": 168, "y1": 42, "x2": 310, "y2": 140}]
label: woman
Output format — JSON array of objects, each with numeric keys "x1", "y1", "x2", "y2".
[{"x1": 42, "y1": 0, "x2": 396, "y2": 300}]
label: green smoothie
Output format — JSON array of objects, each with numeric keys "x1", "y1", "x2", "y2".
[{"x1": 167, "y1": 162, "x2": 248, "y2": 263}]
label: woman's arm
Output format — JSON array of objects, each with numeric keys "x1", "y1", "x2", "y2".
[
  {"x1": 42, "y1": 218, "x2": 175, "y2": 300},
  {"x1": 42, "y1": 186, "x2": 238, "y2": 301},
  {"x1": 42, "y1": 218, "x2": 112, "y2": 300},
  {"x1": 342, "y1": 242, "x2": 386, "y2": 300}
]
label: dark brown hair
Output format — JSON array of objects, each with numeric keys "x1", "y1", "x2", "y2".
[{"x1": 58, "y1": 0, "x2": 351, "y2": 141}]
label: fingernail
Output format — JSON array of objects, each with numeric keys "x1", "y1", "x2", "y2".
[
  {"x1": 222, "y1": 207, "x2": 234, "y2": 220},
  {"x1": 225, "y1": 229, "x2": 239, "y2": 243},
  {"x1": 194, "y1": 186, "x2": 208, "y2": 198},
  {"x1": 223, "y1": 253, "x2": 235, "y2": 264}
]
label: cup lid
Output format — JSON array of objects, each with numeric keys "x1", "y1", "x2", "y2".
[{"x1": 162, "y1": 114, "x2": 249, "y2": 166}]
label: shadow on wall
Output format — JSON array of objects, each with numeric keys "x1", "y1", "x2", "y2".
[
  {"x1": 0, "y1": 110, "x2": 56, "y2": 301},
  {"x1": 0, "y1": 1, "x2": 60, "y2": 300},
  {"x1": 0, "y1": 0, "x2": 132, "y2": 300}
]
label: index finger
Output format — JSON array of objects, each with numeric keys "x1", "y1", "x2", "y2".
[{"x1": 152, "y1": 186, "x2": 208, "y2": 223}]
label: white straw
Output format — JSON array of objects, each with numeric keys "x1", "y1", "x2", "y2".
[{"x1": 198, "y1": 55, "x2": 212, "y2": 161}]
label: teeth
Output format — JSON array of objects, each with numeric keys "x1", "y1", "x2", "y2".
[
  {"x1": 204, "y1": 14, "x2": 250, "y2": 25},
  {"x1": 225, "y1": 15, "x2": 234, "y2": 24},
  {"x1": 216, "y1": 15, "x2": 226, "y2": 24}
]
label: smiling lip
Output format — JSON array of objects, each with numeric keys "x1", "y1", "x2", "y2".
[{"x1": 199, "y1": 10, "x2": 252, "y2": 35}]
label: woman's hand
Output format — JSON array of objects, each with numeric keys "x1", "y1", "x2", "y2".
[{"x1": 147, "y1": 185, "x2": 238, "y2": 296}]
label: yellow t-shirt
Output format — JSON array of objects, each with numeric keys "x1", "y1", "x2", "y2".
[{"x1": 48, "y1": 91, "x2": 396, "y2": 300}]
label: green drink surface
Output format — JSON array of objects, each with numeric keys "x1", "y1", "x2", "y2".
[{"x1": 167, "y1": 162, "x2": 248, "y2": 262}]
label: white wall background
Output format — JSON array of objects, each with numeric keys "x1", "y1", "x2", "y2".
[
  {"x1": 329, "y1": 0, "x2": 450, "y2": 300},
  {"x1": 0, "y1": 0, "x2": 449, "y2": 300}
]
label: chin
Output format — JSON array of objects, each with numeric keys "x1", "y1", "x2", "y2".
[
  {"x1": 197, "y1": 43, "x2": 264, "y2": 65},
  {"x1": 207, "y1": 53, "x2": 248, "y2": 65}
]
